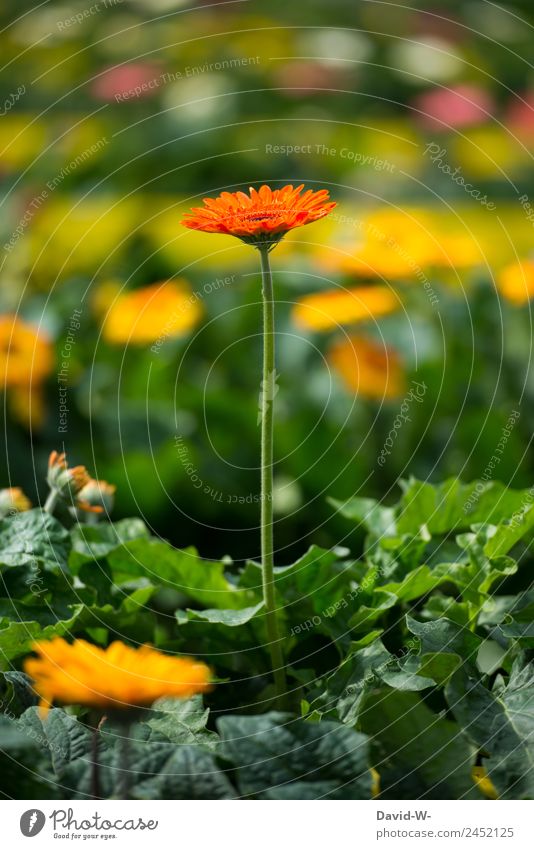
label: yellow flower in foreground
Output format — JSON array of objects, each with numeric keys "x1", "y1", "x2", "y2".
[
  {"x1": 497, "y1": 260, "x2": 534, "y2": 305},
  {"x1": 472, "y1": 766, "x2": 499, "y2": 800},
  {"x1": 328, "y1": 336, "x2": 405, "y2": 400},
  {"x1": 102, "y1": 280, "x2": 202, "y2": 345},
  {"x1": 24, "y1": 638, "x2": 211, "y2": 715},
  {"x1": 293, "y1": 286, "x2": 399, "y2": 331},
  {"x1": 0, "y1": 487, "x2": 31, "y2": 517}
]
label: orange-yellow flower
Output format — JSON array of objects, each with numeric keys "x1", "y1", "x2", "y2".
[
  {"x1": 0, "y1": 487, "x2": 31, "y2": 516},
  {"x1": 182, "y1": 184, "x2": 336, "y2": 248},
  {"x1": 328, "y1": 336, "x2": 405, "y2": 400},
  {"x1": 293, "y1": 285, "x2": 399, "y2": 331},
  {"x1": 102, "y1": 281, "x2": 202, "y2": 345},
  {"x1": 497, "y1": 259, "x2": 534, "y2": 305},
  {"x1": 0, "y1": 315, "x2": 54, "y2": 428},
  {"x1": 24, "y1": 638, "x2": 212, "y2": 715}
]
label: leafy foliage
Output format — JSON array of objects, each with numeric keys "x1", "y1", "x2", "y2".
[{"x1": 1, "y1": 476, "x2": 533, "y2": 798}]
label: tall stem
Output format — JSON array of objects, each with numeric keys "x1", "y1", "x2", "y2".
[{"x1": 259, "y1": 246, "x2": 287, "y2": 703}]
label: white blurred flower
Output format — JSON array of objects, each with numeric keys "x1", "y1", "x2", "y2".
[{"x1": 390, "y1": 37, "x2": 463, "y2": 83}]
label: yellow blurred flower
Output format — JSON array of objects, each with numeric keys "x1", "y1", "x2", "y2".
[
  {"x1": 24, "y1": 638, "x2": 212, "y2": 715},
  {"x1": 330, "y1": 209, "x2": 480, "y2": 279},
  {"x1": 472, "y1": 766, "x2": 498, "y2": 800},
  {"x1": 102, "y1": 281, "x2": 202, "y2": 345},
  {"x1": 0, "y1": 114, "x2": 47, "y2": 171},
  {"x1": 497, "y1": 259, "x2": 534, "y2": 305},
  {"x1": 293, "y1": 285, "x2": 399, "y2": 331},
  {"x1": 328, "y1": 336, "x2": 405, "y2": 400},
  {"x1": 0, "y1": 487, "x2": 31, "y2": 517},
  {"x1": 0, "y1": 315, "x2": 53, "y2": 428}
]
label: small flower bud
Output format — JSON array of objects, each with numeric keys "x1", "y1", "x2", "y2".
[
  {"x1": 47, "y1": 450, "x2": 94, "y2": 509},
  {"x1": 77, "y1": 479, "x2": 116, "y2": 514}
]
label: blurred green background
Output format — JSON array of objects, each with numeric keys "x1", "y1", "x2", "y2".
[{"x1": 2, "y1": 0, "x2": 534, "y2": 562}]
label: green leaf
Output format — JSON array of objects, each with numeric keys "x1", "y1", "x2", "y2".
[
  {"x1": 396, "y1": 478, "x2": 531, "y2": 536},
  {"x1": 17, "y1": 707, "x2": 93, "y2": 778},
  {"x1": 0, "y1": 509, "x2": 70, "y2": 571},
  {"x1": 407, "y1": 616, "x2": 482, "y2": 670},
  {"x1": 446, "y1": 661, "x2": 534, "y2": 799},
  {"x1": 0, "y1": 714, "x2": 59, "y2": 798},
  {"x1": 176, "y1": 602, "x2": 264, "y2": 627},
  {"x1": 314, "y1": 639, "x2": 391, "y2": 724},
  {"x1": 69, "y1": 518, "x2": 151, "y2": 569},
  {"x1": 146, "y1": 695, "x2": 218, "y2": 749},
  {"x1": 329, "y1": 496, "x2": 397, "y2": 540},
  {"x1": 132, "y1": 746, "x2": 236, "y2": 800},
  {"x1": 360, "y1": 688, "x2": 480, "y2": 799},
  {"x1": 219, "y1": 712, "x2": 372, "y2": 799},
  {"x1": 348, "y1": 590, "x2": 397, "y2": 633},
  {"x1": 108, "y1": 540, "x2": 250, "y2": 609},
  {"x1": 0, "y1": 606, "x2": 84, "y2": 667}
]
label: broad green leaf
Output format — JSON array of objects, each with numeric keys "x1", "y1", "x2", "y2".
[
  {"x1": 176, "y1": 602, "x2": 264, "y2": 627},
  {"x1": 219, "y1": 711, "x2": 372, "y2": 799},
  {"x1": 381, "y1": 565, "x2": 446, "y2": 601},
  {"x1": 314, "y1": 639, "x2": 391, "y2": 724},
  {"x1": 349, "y1": 590, "x2": 397, "y2": 632},
  {"x1": 132, "y1": 746, "x2": 235, "y2": 799},
  {"x1": 329, "y1": 496, "x2": 397, "y2": 540},
  {"x1": 0, "y1": 606, "x2": 85, "y2": 667},
  {"x1": 0, "y1": 509, "x2": 70, "y2": 571},
  {"x1": 69, "y1": 518, "x2": 151, "y2": 569},
  {"x1": 146, "y1": 695, "x2": 218, "y2": 749},
  {"x1": 397, "y1": 478, "x2": 531, "y2": 535},
  {"x1": 407, "y1": 616, "x2": 482, "y2": 670},
  {"x1": 446, "y1": 661, "x2": 534, "y2": 799},
  {"x1": 0, "y1": 714, "x2": 59, "y2": 798},
  {"x1": 360, "y1": 688, "x2": 480, "y2": 799},
  {"x1": 108, "y1": 539, "x2": 250, "y2": 609},
  {"x1": 17, "y1": 707, "x2": 93, "y2": 778}
]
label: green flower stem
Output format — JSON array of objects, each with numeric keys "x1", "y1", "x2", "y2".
[
  {"x1": 116, "y1": 722, "x2": 132, "y2": 800},
  {"x1": 43, "y1": 489, "x2": 59, "y2": 515},
  {"x1": 259, "y1": 246, "x2": 287, "y2": 703}
]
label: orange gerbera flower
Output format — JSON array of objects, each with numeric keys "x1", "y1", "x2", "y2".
[
  {"x1": 24, "y1": 638, "x2": 212, "y2": 715},
  {"x1": 293, "y1": 285, "x2": 399, "y2": 331},
  {"x1": 182, "y1": 184, "x2": 336, "y2": 249}
]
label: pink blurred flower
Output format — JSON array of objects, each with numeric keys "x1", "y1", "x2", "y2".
[
  {"x1": 91, "y1": 63, "x2": 162, "y2": 102},
  {"x1": 414, "y1": 84, "x2": 494, "y2": 130},
  {"x1": 506, "y1": 92, "x2": 534, "y2": 136},
  {"x1": 273, "y1": 61, "x2": 348, "y2": 97}
]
